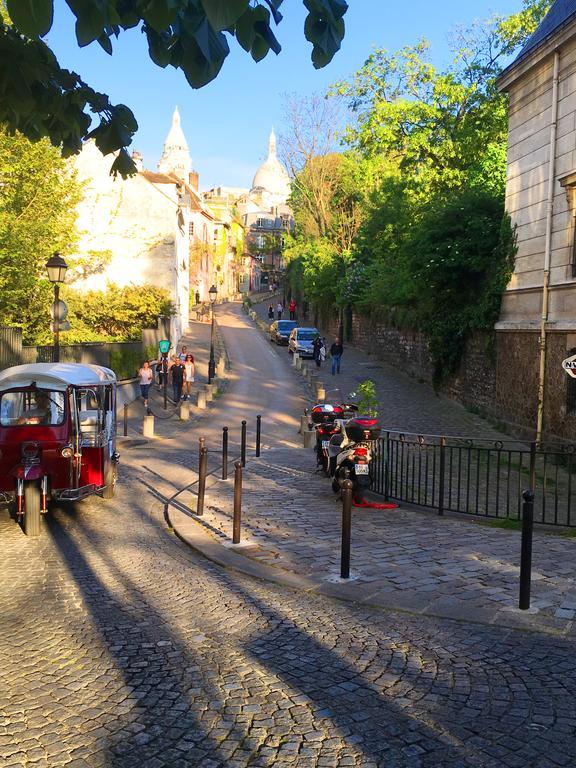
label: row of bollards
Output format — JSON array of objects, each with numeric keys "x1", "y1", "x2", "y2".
[{"x1": 194, "y1": 416, "x2": 262, "y2": 542}]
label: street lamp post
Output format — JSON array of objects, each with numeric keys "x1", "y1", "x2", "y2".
[
  {"x1": 46, "y1": 253, "x2": 68, "y2": 363},
  {"x1": 208, "y1": 284, "x2": 217, "y2": 383}
]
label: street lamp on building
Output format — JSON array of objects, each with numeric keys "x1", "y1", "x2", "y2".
[
  {"x1": 46, "y1": 253, "x2": 68, "y2": 363},
  {"x1": 208, "y1": 284, "x2": 217, "y2": 383}
]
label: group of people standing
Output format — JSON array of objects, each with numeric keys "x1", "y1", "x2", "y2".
[
  {"x1": 268, "y1": 298, "x2": 298, "y2": 321},
  {"x1": 138, "y1": 344, "x2": 196, "y2": 412}
]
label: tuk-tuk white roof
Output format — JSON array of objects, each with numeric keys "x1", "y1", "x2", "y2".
[{"x1": 0, "y1": 363, "x2": 117, "y2": 391}]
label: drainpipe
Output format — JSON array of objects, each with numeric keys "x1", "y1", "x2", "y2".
[{"x1": 536, "y1": 50, "x2": 560, "y2": 446}]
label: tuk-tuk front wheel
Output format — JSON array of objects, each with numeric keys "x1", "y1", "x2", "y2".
[
  {"x1": 102, "y1": 463, "x2": 117, "y2": 500},
  {"x1": 23, "y1": 481, "x2": 41, "y2": 537}
]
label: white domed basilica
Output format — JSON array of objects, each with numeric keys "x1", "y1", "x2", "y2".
[{"x1": 250, "y1": 129, "x2": 291, "y2": 206}]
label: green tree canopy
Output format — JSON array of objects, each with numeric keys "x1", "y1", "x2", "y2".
[
  {"x1": 0, "y1": 126, "x2": 81, "y2": 344},
  {"x1": 1, "y1": 0, "x2": 348, "y2": 176}
]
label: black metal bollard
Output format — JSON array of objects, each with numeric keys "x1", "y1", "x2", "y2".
[
  {"x1": 222, "y1": 427, "x2": 228, "y2": 480},
  {"x1": 438, "y1": 436, "x2": 446, "y2": 516},
  {"x1": 519, "y1": 489, "x2": 535, "y2": 610},
  {"x1": 197, "y1": 447, "x2": 208, "y2": 517},
  {"x1": 256, "y1": 415, "x2": 261, "y2": 457},
  {"x1": 233, "y1": 461, "x2": 242, "y2": 544},
  {"x1": 341, "y1": 479, "x2": 353, "y2": 579},
  {"x1": 123, "y1": 403, "x2": 128, "y2": 437},
  {"x1": 241, "y1": 420, "x2": 247, "y2": 467}
]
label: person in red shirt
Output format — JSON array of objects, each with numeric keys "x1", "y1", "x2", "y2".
[{"x1": 289, "y1": 298, "x2": 296, "y2": 320}]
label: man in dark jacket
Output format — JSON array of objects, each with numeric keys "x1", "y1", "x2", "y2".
[
  {"x1": 330, "y1": 338, "x2": 343, "y2": 375},
  {"x1": 170, "y1": 358, "x2": 186, "y2": 402}
]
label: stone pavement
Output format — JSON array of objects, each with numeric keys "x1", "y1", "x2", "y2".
[
  {"x1": 163, "y1": 303, "x2": 576, "y2": 638},
  {"x1": 2, "y1": 300, "x2": 576, "y2": 767},
  {"x1": 252, "y1": 300, "x2": 508, "y2": 439}
]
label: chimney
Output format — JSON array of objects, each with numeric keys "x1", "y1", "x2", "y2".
[
  {"x1": 131, "y1": 150, "x2": 143, "y2": 171},
  {"x1": 189, "y1": 170, "x2": 199, "y2": 190}
]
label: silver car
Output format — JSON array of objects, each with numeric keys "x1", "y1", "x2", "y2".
[{"x1": 288, "y1": 327, "x2": 320, "y2": 358}]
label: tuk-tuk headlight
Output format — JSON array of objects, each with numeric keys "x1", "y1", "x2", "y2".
[{"x1": 61, "y1": 446, "x2": 73, "y2": 458}]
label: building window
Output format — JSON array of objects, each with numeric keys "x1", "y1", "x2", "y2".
[
  {"x1": 559, "y1": 172, "x2": 576, "y2": 278},
  {"x1": 567, "y1": 349, "x2": 576, "y2": 415},
  {"x1": 189, "y1": 222, "x2": 194, "y2": 237}
]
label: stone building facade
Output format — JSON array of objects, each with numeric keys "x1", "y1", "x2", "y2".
[
  {"x1": 496, "y1": 0, "x2": 576, "y2": 441},
  {"x1": 70, "y1": 108, "x2": 216, "y2": 343}
]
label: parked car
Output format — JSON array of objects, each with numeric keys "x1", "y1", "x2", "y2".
[
  {"x1": 288, "y1": 327, "x2": 320, "y2": 358},
  {"x1": 270, "y1": 320, "x2": 298, "y2": 345}
]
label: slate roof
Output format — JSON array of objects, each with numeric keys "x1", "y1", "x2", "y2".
[{"x1": 517, "y1": 0, "x2": 576, "y2": 60}]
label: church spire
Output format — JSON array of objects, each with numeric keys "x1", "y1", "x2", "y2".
[
  {"x1": 268, "y1": 128, "x2": 277, "y2": 158},
  {"x1": 158, "y1": 106, "x2": 192, "y2": 178}
]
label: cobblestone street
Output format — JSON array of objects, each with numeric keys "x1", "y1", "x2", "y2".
[{"x1": 1, "y1": 302, "x2": 576, "y2": 767}]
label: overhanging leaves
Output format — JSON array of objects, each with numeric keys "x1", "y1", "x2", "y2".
[
  {"x1": 2, "y1": 0, "x2": 349, "y2": 173},
  {"x1": 6, "y1": 0, "x2": 53, "y2": 37}
]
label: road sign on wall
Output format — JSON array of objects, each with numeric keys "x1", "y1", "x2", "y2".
[{"x1": 562, "y1": 354, "x2": 576, "y2": 379}]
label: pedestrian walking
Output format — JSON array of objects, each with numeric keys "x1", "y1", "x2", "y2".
[
  {"x1": 330, "y1": 337, "x2": 344, "y2": 375},
  {"x1": 289, "y1": 298, "x2": 296, "y2": 320},
  {"x1": 138, "y1": 360, "x2": 154, "y2": 412},
  {"x1": 268, "y1": 304, "x2": 274, "y2": 321},
  {"x1": 312, "y1": 335, "x2": 323, "y2": 369},
  {"x1": 170, "y1": 356, "x2": 185, "y2": 403},
  {"x1": 182, "y1": 354, "x2": 195, "y2": 400},
  {"x1": 195, "y1": 290, "x2": 200, "y2": 305},
  {"x1": 178, "y1": 345, "x2": 188, "y2": 362},
  {"x1": 277, "y1": 301, "x2": 283, "y2": 320}
]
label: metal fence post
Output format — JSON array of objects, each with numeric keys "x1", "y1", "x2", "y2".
[
  {"x1": 529, "y1": 441, "x2": 536, "y2": 491},
  {"x1": 233, "y1": 461, "x2": 242, "y2": 544},
  {"x1": 438, "y1": 436, "x2": 446, "y2": 516},
  {"x1": 123, "y1": 403, "x2": 128, "y2": 437},
  {"x1": 222, "y1": 426, "x2": 228, "y2": 480},
  {"x1": 341, "y1": 479, "x2": 353, "y2": 579},
  {"x1": 197, "y1": 446, "x2": 208, "y2": 517},
  {"x1": 241, "y1": 420, "x2": 247, "y2": 467},
  {"x1": 383, "y1": 431, "x2": 390, "y2": 501},
  {"x1": 519, "y1": 489, "x2": 534, "y2": 610},
  {"x1": 256, "y1": 415, "x2": 261, "y2": 457}
]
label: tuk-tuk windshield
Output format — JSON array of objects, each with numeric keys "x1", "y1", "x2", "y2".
[{"x1": 0, "y1": 389, "x2": 66, "y2": 426}]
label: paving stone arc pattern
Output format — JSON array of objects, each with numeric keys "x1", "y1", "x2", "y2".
[{"x1": 1, "y1": 466, "x2": 576, "y2": 768}]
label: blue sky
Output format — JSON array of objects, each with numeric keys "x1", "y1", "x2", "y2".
[{"x1": 47, "y1": 0, "x2": 526, "y2": 189}]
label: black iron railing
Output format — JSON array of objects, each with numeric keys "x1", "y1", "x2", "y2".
[{"x1": 371, "y1": 432, "x2": 576, "y2": 527}]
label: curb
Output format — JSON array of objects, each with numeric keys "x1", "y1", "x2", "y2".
[{"x1": 165, "y1": 500, "x2": 572, "y2": 638}]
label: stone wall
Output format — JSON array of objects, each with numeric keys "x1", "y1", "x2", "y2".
[{"x1": 313, "y1": 308, "x2": 576, "y2": 442}]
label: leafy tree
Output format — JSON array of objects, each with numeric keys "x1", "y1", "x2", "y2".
[
  {"x1": 331, "y1": 1, "x2": 551, "y2": 203},
  {"x1": 1, "y1": 0, "x2": 348, "y2": 176},
  {"x1": 369, "y1": 191, "x2": 516, "y2": 382},
  {"x1": 60, "y1": 283, "x2": 174, "y2": 343},
  {"x1": 0, "y1": 127, "x2": 81, "y2": 344}
]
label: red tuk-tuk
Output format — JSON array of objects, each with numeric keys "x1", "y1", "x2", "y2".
[{"x1": 0, "y1": 363, "x2": 119, "y2": 536}]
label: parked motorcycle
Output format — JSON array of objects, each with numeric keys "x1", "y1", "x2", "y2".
[{"x1": 328, "y1": 416, "x2": 381, "y2": 503}]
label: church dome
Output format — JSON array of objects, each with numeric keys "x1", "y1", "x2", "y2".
[{"x1": 251, "y1": 129, "x2": 291, "y2": 201}]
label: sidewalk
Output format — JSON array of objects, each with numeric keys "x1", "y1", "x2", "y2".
[
  {"x1": 118, "y1": 318, "x2": 225, "y2": 444},
  {"x1": 119, "y1": 300, "x2": 576, "y2": 636},
  {"x1": 127, "y1": 303, "x2": 576, "y2": 637}
]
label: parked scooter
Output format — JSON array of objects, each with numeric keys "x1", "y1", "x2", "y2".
[
  {"x1": 309, "y1": 391, "x2": 359, "y2": 475},
  {"x1": 309, "y1": 403, "x2": 345, "y2": 474},
  {"x1": 328, "y1": 416, "x2": 381, "y2": 503}
]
